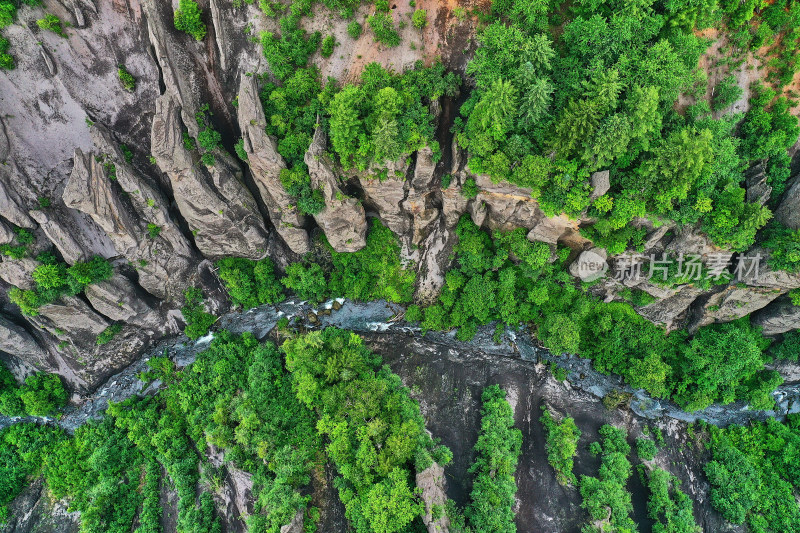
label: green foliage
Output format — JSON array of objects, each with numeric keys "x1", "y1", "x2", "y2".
[
  {"x1": 0, "y1": 1, "x2": 15, "y2": 29},
  {"x1": 0, "y1": 423, "x2": 65, "y2": 520},
  {"x1": 464, "y1": 385, "x2": 521, "y2": 532},
  {"x1": 635, "y1": 437, "x2": 658, "y2": 461},
  {"x1": 174, "y1": 0, "x2": 206, "y2": 40},
  {"x1": 96, "y1": 324, "x2": 122, "y2": 345},
  {"x1": 347, "y1": 21, "x2": 362, "y2": 39},
  {"x1": 0, "y1": 332, "x2": 330, "y2": 530},
  {"x1": 260, "y1": 67, "x2": 330, "y2": 172},
  {"x1": 771, "y1": 329, "x2": 800, "y2": 362},
  {"x1": 327, "y1": 219, "x2": 415, "y2": 303},
  {"x1": 644, "y1": 468, "x2": 702, "y2": 533},
  {"x1": 705, "y1": 417, "x2": 800, "y2": 531},
  {"x1": 234, "y1": 138, "x2": 249, "y2": 161},
  {"x1": 10, "y1": 256, "x2": 113, "y2": 316},
  {"x1": 195, "y1": 104, "x2": 222, "y2": 166},
  {"x1": 321, "y1": 34, "x2": 336, "y2": 57},
  {"x1": 280, "y1": 168, "x2": 324, "y2": 215},
  {"x1": 281, "y1": 219, "x2": 415, "y2": 305},
  {"x1": 673, "y1": 318, "x2": 774, "y2": 411},
  {"x1": 180, "y1": 287, "x2": 216, "y2": 340},
  {"x1": 462, "y1": 177, "x2": 478, "y2": 199},
  {"x1": 367, "y1": 13, "x2": 400, "y2": 47},
  {"x1": 282, "y1": 262, "x2": 328, "y2": 304},
  {"x1": 118, "y1": 65, "x2": 136, "y2": 92},
  {"x1": 417, "y1": 217, "x2": 781, "y2": 410},
  {"x1": 146, "y1": 223, "x2": 161, "y2": 239},
  {"x1": 540, "y1": 406, "x2": 580, "y2": 486},
  {"x1": 260, "y1": 9, "x2": 321, "y2": 81},
  {"x1": 216, "y1": 257, "x2": 284, "y2": 309},
  {"x1": 711, "y1": 75, "x2": 742, "y2": 111},
  {"x1": 763, "y1": 223, "x2": 800, "y2": 273},
  {"x1": 36, "y1": 14, "x2": 66, "y2": 37},
  {"x1": 283, "y1": 328, "x2": 447, "y2": 533},
  {"x1": 412, "y1": 9, "x2": 427, "y2": 29},
  {"x1": 739, "y1": 84, "x2": 800, "y2": 161},
  {"x1": 579, "y1": 425, "x2": 637, "y2": 532},
  {"x1": 454, "y1": 1, "x2": 787, "y2": 255},
  {"x1": 0, "y1": 364, "x2": 68, "y2": 417},
  {"x1": 0, "y1": 36, "x2": 13, "y2": 70},
  {"x1": 327, "y1": 61, "x2": 458, "y2": 170}
]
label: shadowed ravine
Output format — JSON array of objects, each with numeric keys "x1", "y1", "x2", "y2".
[{"x1": 2, "y1": 298, "x2": 796, "y2": 434}]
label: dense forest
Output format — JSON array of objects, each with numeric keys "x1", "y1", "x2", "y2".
[{"x1": 0, "y1": 0, "x2": 800, "y2": 531}]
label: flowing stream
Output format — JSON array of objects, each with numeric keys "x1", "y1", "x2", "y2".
[{"x1": 2, "y1": 298, "x2": 798, "y2": 433}]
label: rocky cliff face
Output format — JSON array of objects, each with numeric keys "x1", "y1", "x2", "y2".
[{"x1": 0, "y1": 0, "x2": 799, "y2": 399}]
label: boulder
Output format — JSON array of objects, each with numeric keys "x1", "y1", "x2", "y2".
[
  {"x1": 741, "y1": 247, "x2": 800, "y2": 290},
  {"x1": 691, "y1": 285, "x2": 784, "y2": 331},
  {"x1": 358, "y1": 157, "x2": 411, "y2": 238},
  {"x1": 304, "y1": 127, "x2": 367, "y2": 252},
  {"x1": 27, "y1": 209, "x2": 98, "y2": 264},
  {"x1": 441, "y1": 171, "x2": 470, "y2": 229},
  {"x1": 636, "y1": 286, "x2": 706, "y2": 331},
  {"x1": 0, "y1": 218, "x2": 16, "y2": 244},
  {"x1": 151, "y1": 94, "x2": 270, "y2": 260},
  {"x1": 237, "y1": 74, "x2": 310, "y2": 254},
  {"x1": 280, "y1": 509, "x2": 305, "y2": 533},
  {"x1": 64, "y1": 146, "x2": 196, "y2": 300}
]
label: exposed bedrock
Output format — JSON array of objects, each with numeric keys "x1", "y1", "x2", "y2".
[
  {"x1": 64, "y1": 125, "x2": 199, "y2": 301},
  {"x1": 237, "y1": 74, "x2": 311, "y2": 255},
  {"x1": 775, "y1": 173, "x2": 800, "y2": 230},
  {"x1": 151, "y1": 94, "x2": 270, "y2": 261},
  {"x1": 305, "y1": 127, "x2": 368, "y2": 252},
  {"x1": 753, "y1": 296, "x2": 800, "y2": 336}
]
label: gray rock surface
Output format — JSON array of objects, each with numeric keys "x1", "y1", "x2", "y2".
[
  {"x1": 151, "y1": 94, "x2": 270, "y2": 260},
  {"x1": 64, "y1": 145, "x2": 197, "y2": 300},
  {"x1": 416, "y1": 462, "x2": 450, "y2": 533},
  {"x1": 237, "y1": 74, "x2": 310, "y2": 254},
  {"x1": 753, "y1": 297, "x2": 800, "y2": 335},
  {"x1": 84, "y1": 274, "x2": 164, "y2": 331},
  {"x1": 402, "y1": 146, "x2": 441, "y2": 246},
  {"x1": 305, "y1": 127, "x2": 367, "y2": 252},
  {"x1": 569, "y1": 248, "x2": 609, "y2": 281},
  {"x1": 0, "y1": 258, "x2": 38, "y2": 290},
  {"x1": 745, "y1": 162, "x2": 772, "y2": 205},
  {"x1": 0, "y1": 316, "x2": 47, "y2": 372},
  {"x1": 775, "y1": 173, "x2": 800, "y2": 230},
  {"x1": 590, "y1": 170, "x2": 610, "y2": 199},
  {"x1": 358, "y1": 160, "x2": 410, "y2": 237},
  {"x1": 691, "y1": 285, "x2": 784, "y2": 331}
]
